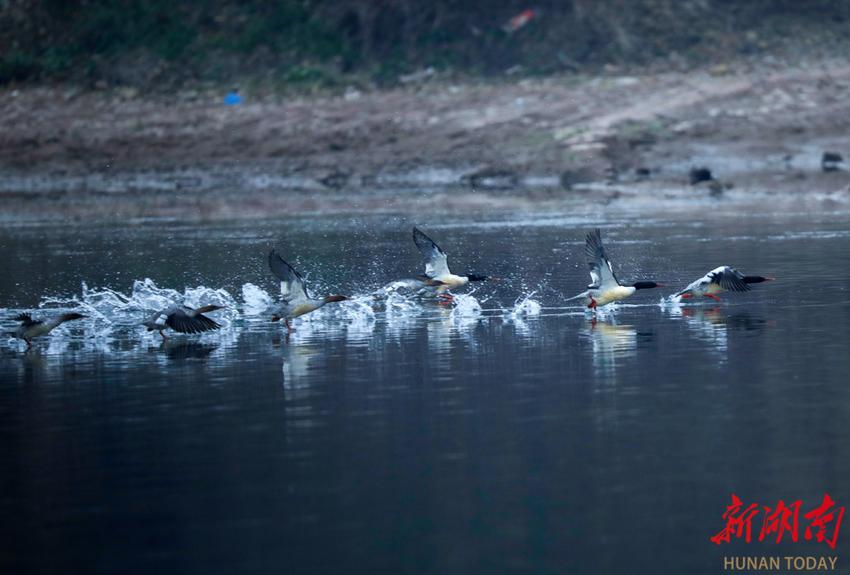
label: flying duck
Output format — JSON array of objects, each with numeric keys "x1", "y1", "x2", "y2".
[
  {"x1": 673, "y1": 266, "x2": 773, "y2": 301},
  {"x1": 142, "y1": 304, "x2": 224, "y2": 339},
  {"x1": 412, "y1": 227, "x2": 489, "y2": 300},
  {"x1": 268, "y1": 249, "x2": 349, "y2": 332},
  {"x1": 569, "y1": 228, "x2": 663, "y2": 309},
  {"x1": 11, "y1": 312, "x2": 86, "y2": 349}
]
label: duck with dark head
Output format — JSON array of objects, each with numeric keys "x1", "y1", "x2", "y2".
[
  {"x1": 568, "y1": 228, "x2": 664, "y2": 309},
  {"x1": 142, "y1": 304, "x2": 225, "y2": 340},
  {"x1": 673, "y1": 266, "x2": 774, "y2": 301},
  {"x1": 12, "y1": 311, "x2": 86, "y2": 349},
  {"x1": 268, "y1": 249, "x2": 349, "y2": 332},
  {"x1": 410, "y1": 227, "x2": 494, "y2": 302}
]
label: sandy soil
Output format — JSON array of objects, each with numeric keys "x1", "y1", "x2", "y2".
[{"x1": 2, "y1": 56, "x2": 850, "y2": 221}]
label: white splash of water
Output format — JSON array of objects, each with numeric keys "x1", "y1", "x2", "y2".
[
  {"x1": 511, "y1": 292, "x2": 542, "y2": 317},
  {"x1": 384, "y1": 290, "x2": 422, "y2": 315},
  {"x1": 342, "y1": 296, "x2": 377, "y2": 342},
  {"x1": 450, "y1": 293, "x2": 482, "y2": 329},
  {"x1": 242, "y1": 283, "x2": 274, "y2": 315},
  {"x1": 586, "y1": 303, "x2": 619, "y2": 319},
  {"x1": 659, "y1": 295, "x2": 684, "y2": 310}
]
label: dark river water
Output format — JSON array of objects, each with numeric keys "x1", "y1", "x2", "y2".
[{"x1": 1, "y1": 210, "x2": 849, "y2": 574}]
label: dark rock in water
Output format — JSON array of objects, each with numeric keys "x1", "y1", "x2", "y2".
[
  {"x1": 821, "y1": 151, "x2": 843, "y2": 172},
  {"x1": 689, "y1": 167, "x2": 714, "y2": 185},
  {"x1": 462, "y1": 168, "x2": 518, "y2": 190},
  {"x1": 559, "y1": 168, "x2": 596, "y2": 190},
  {"x1": 634, "y1": 167, "x2": 651, "y2": 180},
  {"x1": 318, "y1": 171, "x2": 350, "y2": 189}
]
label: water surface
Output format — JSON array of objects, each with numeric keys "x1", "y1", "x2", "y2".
[{"x1": 2, "y1": 211, "x2": 849, "y2": 574}]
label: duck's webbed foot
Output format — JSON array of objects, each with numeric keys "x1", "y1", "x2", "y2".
[{"x1": 437, "y1": 293, "x2": 454, "y2": 306}]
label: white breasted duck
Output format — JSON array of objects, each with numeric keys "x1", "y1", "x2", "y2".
[
  {"x1": 142, "y1": 304, "x2": 224, "y2": 339},
  {"x1": 412, "y1": 227, "x2": 490, "y2": 300},
  {"x1": 570, "y1": 228, "x2": 663, "y2": 309},
  {"x1": 12, "y1": 312, "x2": 86, "y2": 349},
  {"x1": 673, "y1": 266, "x2": 773, "y2": 301},
  {"x1": 268, "y1": 249, "x2": 349, "y2": 332}
]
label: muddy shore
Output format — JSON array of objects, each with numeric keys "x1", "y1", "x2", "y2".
[{"x1": 2, "y1": 56, "x2": 850, "y2": 221}]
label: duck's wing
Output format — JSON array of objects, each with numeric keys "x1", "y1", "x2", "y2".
[
  {"x1": 585, "y1": 228, "x2": 620, "y2": 289},
  {"x1": 707, "y1": 266, "x2": 750, "y2": 292},
  {"x1": 13, "y1": 313, "x2": 40, "y2": 327},
  {"x1": 166, "y1": 307, "x2": 221, "y2": 334},
  {"x1": 413, "y1": 227, "x2": 450, "y2": 278},
  {"x1": 268, "y1": 249, "x2": 310, "y2": 303}
]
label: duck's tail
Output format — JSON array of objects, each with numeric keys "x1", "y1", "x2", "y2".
[{"x1": 565, "y1": 291, "x2": 588, "y2": 302}]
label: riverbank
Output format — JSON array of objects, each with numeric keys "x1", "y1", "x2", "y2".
[{"x1": 2, "y1": 55, "x2": 849, "y2": 221}]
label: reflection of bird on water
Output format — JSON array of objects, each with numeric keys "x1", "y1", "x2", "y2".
[
  {"x1": 280, "y1": 344, "x2": 325, "y2": 433},
  {"x1": 568, "y1": 229, "x2": 663, "y2": 309},
  {"x1": 427, "y1": 312, "x2": 454, "y2": 355},
  {"x1": 674, "y1": 305, "x2": 773, "y2": 361},
  {"x1": 724, "y1": 312, "x2": 772, "y2": 332},
  {"x1": 426, "y1": 303, "x2": 481, "y2": 356},
  {"x1": 161, "y1": 341, "x2": 219, "y2": 361},
  {"x1": 282, "y1": 345, "x2": 322, "y2": 386},
  {"x1": 12, "y1": 312, "x2": 86, "y2": 349},
  {"x1": 672, "y1": 266, "x2": 773, "y2": 302},
  {"x1": 581, "y1": 318, "x2": 638, "y2": 380},
  {"x1": 583, "y1": 319, "x2": 638, "y2": 357},
  {"x1": 676, "y1": 305, "x2": 771, "y2": 332},
  {"x1": 676, "y1": 306, "x2": 729, "y2": 357}
]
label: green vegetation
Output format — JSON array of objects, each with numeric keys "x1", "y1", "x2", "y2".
[{"x1": 2, "y1": 0, "x2": 849, "y2": 89}]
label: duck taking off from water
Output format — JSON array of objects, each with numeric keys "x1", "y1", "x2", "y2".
[
  {"x1": 673, "y1": 266, "x2": 773, "y2": 301},
  {"x1": 379, "y1": 277, "x2": 446, "y2": 298},
  {"x1": 569, "y1": 228, "x2": 663, "y2": 309},
  {"x1": 268, "y1": 249, "x2": 349, "y2": 332},
  {"x1": 12, "y1": 312, "x2": 85, "y2": 349},
  {"x1": 412, "y1": 227, "x2": 490, "y2": 300},
  {"x1": 142, "y1": 304, "x2": 224, "y2": 340}
]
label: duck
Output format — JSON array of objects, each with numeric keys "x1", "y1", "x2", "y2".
[
  {"x1": 268, "y1": 249, "x2": 349, "y2": 332},
  {"x1": 411, "y1": 226, "x2": 490, "y2": 300},
  {"x1": 673, "y1": 266, "x2": 773, "y2": 301},
  {"x1": 142, "y1": 304, "x2": 225, "y2": 340},
  {"x1": 569, "y1": 228, "x2": 663, "y2": 309},
  {"x1": 379, "y1": 277, "x2": 446, "y2": 298},
  {"x1": 11, "y1": 312, "x2": 86, "y2": 349}
]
